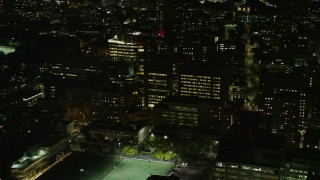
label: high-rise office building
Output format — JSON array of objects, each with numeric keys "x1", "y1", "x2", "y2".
[
  {"x1": 154, "y1": 96, "x2": 223, "y2": 131},
  {"x1": 177, "y1": 64, "x2": 229, "y2": 103},
  {"x1": 260, "y1": 75, "x2": 309, "y2": 146},
  {"x1": 106, "y1": 33, "x2": 150, "y2": 77},
  {"x1": 280, "y1": 149, "x2": 320, "y2": 180},
  {"x1": 308, "y1": 90, "x2": 320, "y2": 129},
  {"x1": 214, "y1": 111, "x2": 286, "y2": 180},
  {"x1": 144, "y1": 60, "x2": 176, "y2": 109},
  {"x1": 90, "y1": 86, "x2": 141, "y2": 124},
  {"x1": 39, "y1": 56, "x2": 102, "y2": 81}
]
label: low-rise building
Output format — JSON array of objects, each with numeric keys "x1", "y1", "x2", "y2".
[
  {"x1": 11, "y1": 149, "x2": 48, "y2": 180},
  {"x1": 1, "y1": 88, "x2": 43, "y2": 111},
  {"x1": 83, "y1": 124, "x2": 152, "y2": 145}
]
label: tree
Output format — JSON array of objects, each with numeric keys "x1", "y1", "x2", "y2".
[
  {"x1": 122, "y1": 145, "x2": 137, "y2": 156},
  {"x1": 163, "y1": 151, "x2": 176, "y2": 161},
  {"x1": 152, "y1": 149, "x2": 164, "y2": 160},
  {"x1": 129, "y1": 147, "x2": 137, "y2": 156}
]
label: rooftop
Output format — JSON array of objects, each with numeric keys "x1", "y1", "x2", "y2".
[
  {"x1": 11, "y1": 149, "x2": 48, "y2": 170},
  {"x1": 156, "y1": 96, "x2": 222, "y2": 106},
  {"x1": 147, "y1": 174, "x2": 179, "y2": 180},
  {"x1": 216, "y1": 111, "x2": 286, "y2": 167},
  {"x1": 0, "y1": 46, "x2": 16, "y2": 55},
  {"x1": 304, "y1": 128, "x2": 320, "y2": 144},
  {"x1": 40, "y1": 134, "x2": 68, "y2": 148},
  {"x1": 84, "y1": 123, "x2": 145, "y2": 133},
  {"x1": 3, "y1": 88, "x2": 42, "y2": 102},
  {"x1": 288, "y1": 148, "x2": 320, "y2": 167}
]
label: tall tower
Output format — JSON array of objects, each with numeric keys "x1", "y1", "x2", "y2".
[{"x1": 158, "y1": 0, "x2": 176, "y2": 53}]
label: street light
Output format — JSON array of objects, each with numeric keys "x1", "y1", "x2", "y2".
[
  {"x1": 118, "y1": 142, "x2": 121, "y2": 162},
  {"x1": 80, "y1": 168, "x2": 84, "y2": 175},
  {"x1": 170, "y1": 151, "x2": 172, "y2": 165}
]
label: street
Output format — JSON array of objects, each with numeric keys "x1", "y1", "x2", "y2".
[{"x1": 29, "y1": 152, "x2": 73, "y2": 180}]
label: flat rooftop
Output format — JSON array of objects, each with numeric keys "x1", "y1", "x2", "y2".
[
  {"x1": 0, "y1": 46, "x2": 16, "y2": 55},
  {"x1": 3, "y1": 88, "x2": 42, "y2": 102},
  {"x1": 11, "y1": 149, "x2": 48, "y2": 170},
  {"x1": 40, "y1": 134, "x2": 68, "y2": 148}
]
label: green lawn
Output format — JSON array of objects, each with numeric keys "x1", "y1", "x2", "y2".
[
  {"x1": 38, "y1": 153, "x2": 118, "y2": 180},
  {"x1": 103, "y1": 157, "x2": 172, "y2": 180},
  {"x1": 38, "y1": 153, "x2": 172, "y2": 180}
]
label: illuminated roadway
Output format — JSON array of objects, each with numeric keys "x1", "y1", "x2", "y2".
[
  {"x1": 30, "y1": 152, "x2": 73, "y2": 180},
  {"x1": 244, "y1": 25, "x2": 259, "y2": 111}
]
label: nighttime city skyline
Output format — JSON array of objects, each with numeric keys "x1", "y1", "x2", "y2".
[{"x1": 1, "y1": 0, "x2": 320, "y2": 179}]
